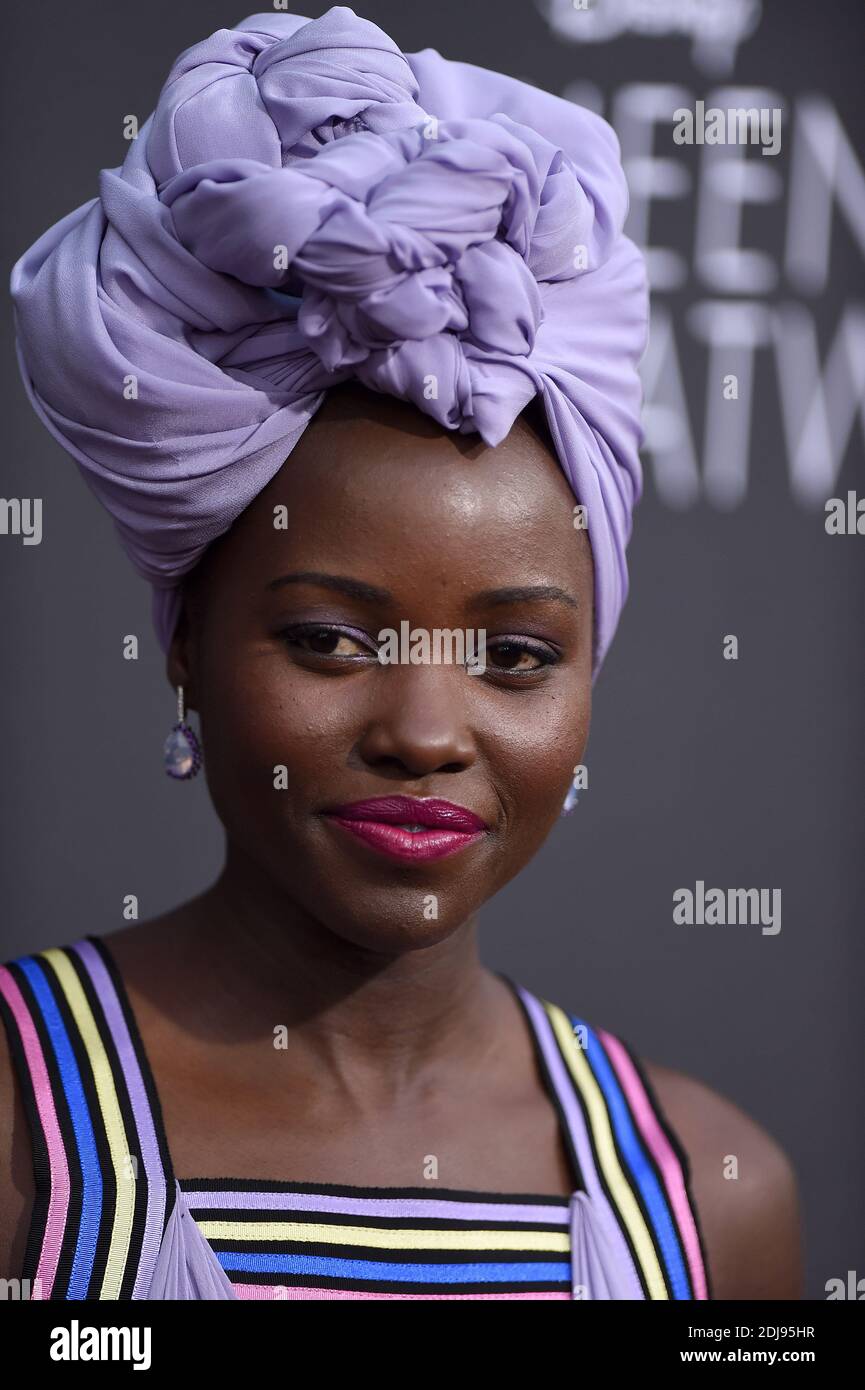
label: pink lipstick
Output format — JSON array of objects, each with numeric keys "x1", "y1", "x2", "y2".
[{"x1": 323, "y1": 795, "x2": 487, "y2": 863}]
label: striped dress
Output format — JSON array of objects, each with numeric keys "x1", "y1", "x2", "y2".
[{"x1": 0, "y1": 936, "x2": 711, "y2": 1300}]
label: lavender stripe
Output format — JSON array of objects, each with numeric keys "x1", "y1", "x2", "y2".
[
  {"x1": 517, "y1": 987, "x2": 645, "y2": 1300},
  {"x1": 180, "y1": 1189, "x2": 571, "y2": 1223},
  {"x1": 74, "y1": 939, "x2": 167, "y2": 1298}
]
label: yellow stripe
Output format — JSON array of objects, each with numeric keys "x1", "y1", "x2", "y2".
[
  {"x1": 196, "y1": 1221, "x2": 570, "y2": 1253},
  {"x1": 42, "y1": 948, "x2": 136, "y2": 1299},
  {"x1": 546, "y1": 1001, "x2": 669, "y2": 1300}
]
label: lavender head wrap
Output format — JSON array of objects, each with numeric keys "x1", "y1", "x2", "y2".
[{"x1": 10, "y1": 6, "x2": 648, "y2": 675}]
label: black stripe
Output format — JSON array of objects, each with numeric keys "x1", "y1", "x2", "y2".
[
  {"x1": 494, "y1": 971, "x2": 587, "y2": 1194},
  {"x1": 620, "y1": 1037, "x2": 714, "y2": 1301}
]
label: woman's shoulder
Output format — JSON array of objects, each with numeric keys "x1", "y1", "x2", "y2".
[
  {"x1": 540, "y1": 990, "x2": 802, "y2": 1300},
  {"x1": 640, "y1": 1055, "x2": 802, "y2": 1300}
]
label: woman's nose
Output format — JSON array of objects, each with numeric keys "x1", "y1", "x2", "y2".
[{"x1": 355, "y1": 663, "x2": 477, "y2": 779}]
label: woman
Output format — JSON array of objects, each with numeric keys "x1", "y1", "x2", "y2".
[{"x1": 0, "y1": 8, "x2": 800, "y2": 1299}]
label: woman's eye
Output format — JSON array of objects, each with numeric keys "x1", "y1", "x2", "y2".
[
  {"x1": 278, "y1": 627, "x2": 557, "y2": 674},
  {"x1": 280, "y1": 625, "x2": 374, "y2": 658},
  {"x1": 486, "y1": 640, "x2": 555, "y2": 673}
]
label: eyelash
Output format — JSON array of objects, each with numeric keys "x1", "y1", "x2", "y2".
[{"x1": 276, "y1": 623, "x2": 560, "y2": 677}]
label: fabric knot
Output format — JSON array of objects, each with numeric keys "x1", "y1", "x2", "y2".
[
  {"x1": 9, "y1": 5, "x2": 649, "y2": 676},
  {"x1": 164, "y1": 116, "x2": 573, "y2": 377}
]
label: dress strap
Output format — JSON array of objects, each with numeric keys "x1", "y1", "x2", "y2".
[
  {"x1": 0, "y1": 936, "x2": 176, "y2": 1299},
  {"x1": 510, "y1": 981, "x2": 711, "y2": 1300}
]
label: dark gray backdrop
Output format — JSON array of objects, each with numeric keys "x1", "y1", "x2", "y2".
[{"x1": 2, "y1": 0, "x2": 862, "y2": 1299}]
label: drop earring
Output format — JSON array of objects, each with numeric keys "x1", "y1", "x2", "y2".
[
  {"x1": 561, "y1": 782, "x2": 580, "y2": 816},
  {"x1": 561, "y1": 764, "x2": 584, "y2": 816},
  {"x1": 164, "y1": 685, "x2": 202, "y2": 780}
]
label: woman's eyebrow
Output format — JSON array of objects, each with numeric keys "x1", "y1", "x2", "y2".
[
  {"x1": 266, "y1": 570, "x2": 393, "y2": 604},
  {"x1": 267, "y1": 573, "x2": 579, "y2": 612},
  {"x1": 467, "y1": 584, "x2": 580, "y2": 611}
]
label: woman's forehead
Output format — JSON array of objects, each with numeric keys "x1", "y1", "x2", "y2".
[
  {"x1": 190, "y1": 390, "x2": 590, "y2": 605},
  {"x1": 266, "y1": 386, "x2": 575, "y2": 517}
]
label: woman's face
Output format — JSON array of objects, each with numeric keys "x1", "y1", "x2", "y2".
[{"x1": 172, "y1": 383, "x2": 594, "y2": 951}]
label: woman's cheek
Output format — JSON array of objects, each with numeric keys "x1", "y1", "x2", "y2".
[
  {"x1": 209, "y1": 679, "x2": 361, "y2": 836},
  {"x1": 487, "y1": 695, "x2": 589, "y2": 835}
]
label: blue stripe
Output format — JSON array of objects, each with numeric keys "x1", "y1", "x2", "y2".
[
  {"x1": 19, "y1": 954, "x2": 103, "y2": 1300},
  {"x1": 217, "y1": 1252, "x2": 571, "y2": 1283},
  {"x1": 571, "y1": 1013, "x2": 692, "y2": 1300}
]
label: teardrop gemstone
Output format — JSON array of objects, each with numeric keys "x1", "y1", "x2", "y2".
[
  {"x1": 164, "y1": 723, "x2": 200, "y2": 779},
  {"x1": 562, "y1": 783, "x2": 580, "y2": 814}
]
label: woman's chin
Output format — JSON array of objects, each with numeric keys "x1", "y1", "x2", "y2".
[{"x1": 302, "y1": 884, "x2": 485, "y2": 954}]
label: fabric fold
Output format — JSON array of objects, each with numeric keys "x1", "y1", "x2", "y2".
[
  {"x1": 147, "y1": 1180, "x2": 238, "y2": 1300},
  {"x1": 569, "y1": 1190, "x2": 643, "y2": 1300}
]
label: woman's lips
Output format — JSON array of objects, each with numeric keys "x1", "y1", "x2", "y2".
[
  {"x1": 326, "y1": 817, "x2": 485, "y2": 862},
  {"x1": 322, "y1": 796, "x2": 488, "y2": 863}
]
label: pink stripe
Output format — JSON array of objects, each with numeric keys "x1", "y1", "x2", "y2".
[
  {"x1": 232, "y1": 1283, "x2": 569, "y2": 1299},
  {"x1": 597, "y1": 1028, "x2": 708, "y2": 1300},
  {"x1": 0, "y1": 965, "x2": 71, "y2": 1300}
]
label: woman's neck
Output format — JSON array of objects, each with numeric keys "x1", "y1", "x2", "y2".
[{"x1": 153, "y1": 851, "x2": 508, "y2": 1096}]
